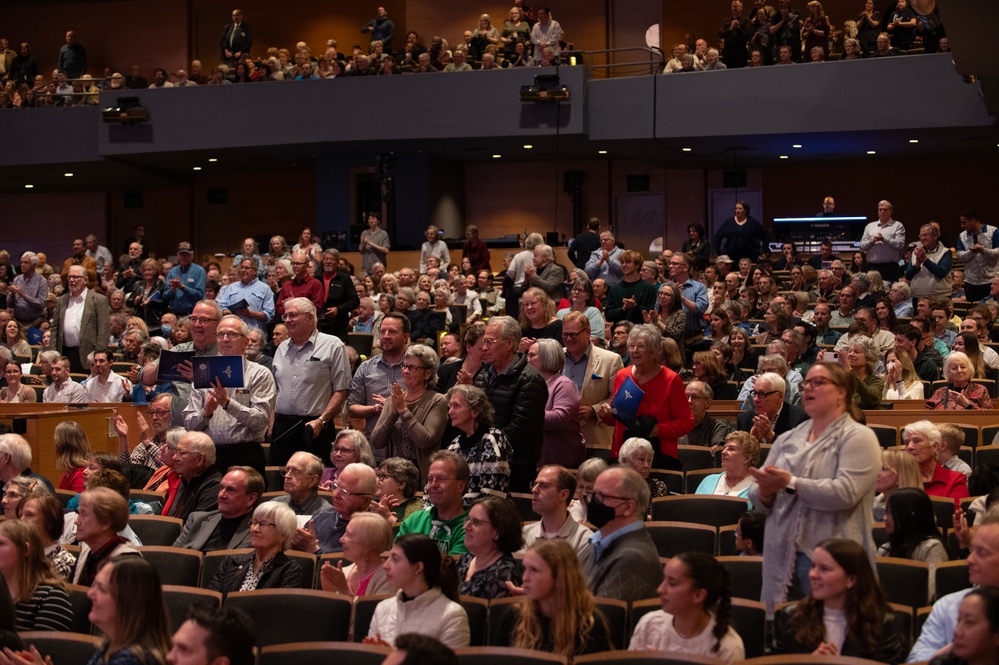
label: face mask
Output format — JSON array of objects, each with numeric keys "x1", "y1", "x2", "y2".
[
  {"x1": 160, "y1": 325, "x2": 172, "y2": 337},
  {"x1": 586, "y1": 495, "x2": 618, "y2": 529}
]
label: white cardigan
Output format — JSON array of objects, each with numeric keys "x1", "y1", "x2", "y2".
[{"x1": 369, "y1": 587, "x2": 470, "y2": 649}]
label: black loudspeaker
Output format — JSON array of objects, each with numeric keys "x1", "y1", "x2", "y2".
[
  {"x1": 563, "y1": 170, "x2": 583, "y2": 193},
  {"x1": 546, "y1": 232, "x2": 559, "y2": 246}
]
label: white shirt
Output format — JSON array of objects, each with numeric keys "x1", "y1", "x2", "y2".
[
  {"x1": 85, "y1": 372, "x2": 132, "y2": 403},
  {"x1": 63, "y1": 289, "x2": 88, "y2": 347}
]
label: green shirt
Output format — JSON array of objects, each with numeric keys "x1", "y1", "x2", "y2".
[{"x1": 397, "y1": 507, "x2": 469, "y2": 555}]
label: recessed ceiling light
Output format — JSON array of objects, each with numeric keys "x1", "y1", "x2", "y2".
[
  {"x1": 779, "y1": 155, "x2": 789, "y2": 159},
  {"x1": 866, "y1": 150, "x2": 876, "y2": 155},
  {"x1": 523, "y1": 144, "x2": 533, "y2": 149},
  {"x1": 193, "y1": 167, "x2": 202, "y2": 171},
  {"x1": 681, "y1": 147, "x2": 692, "y2": 152},
  {"x1": 24, "y1": 184, "x2": 33, "y2": 189},
  {"x1": 908, "y1": 139, "x2": 919, "y2": 144},
  {"x1": 64, "y1": 173, "x2": 74, "y2": 177},
  {"x1": 492, "y1": 154, "x2": 502, "y2": 159},
  {"x1": 792, "y1": 144, "x2": 802, "y2": 149},
  {"x1": 208, "y1": 158, "x2": 218, "y2": 162},
  {"x1": 598, "y1": 150, "x2": 608, "y2": 155}
]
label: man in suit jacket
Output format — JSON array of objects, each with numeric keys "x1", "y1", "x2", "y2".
[
  {"x1": 50, "y1": 264, "x2": 110, "y2": 374},
  {"x1": 736, "y1": 372, "x2": 809, "y2": 444},
  {"x1": 172, "y1": 467, "x2": 262, "y2": 552},
  {"x1": 220, "y1": 9, "x2": 253, "y2": 66},
  {"x1": 562, "y1": 312, "x2": 623, "y2": 451},
  {"x1": 579, "y1": 467, "x2": 664, "y2": 602}
]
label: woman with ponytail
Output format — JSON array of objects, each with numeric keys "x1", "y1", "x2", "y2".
[{"x1": 629, "y1": 552, "x2": 745, "y2": 663}]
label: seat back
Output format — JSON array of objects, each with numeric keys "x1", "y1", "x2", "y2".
[
  {"x1": 128, "y1": 514, "x2": 184, "y2": 546},
  {"x1": 868, "y1": 424, "x2": 898, "y2": 449},
  {"x1": 161, "y1": 585, "x2": 222, "y2": 632},
  {"x1": 488, "y1": 596, "x2": 528, "y2": 646},
  {"x1": 593, "y1": 597, "x2": 629, "y2": 649},
  {"x1": 224, "y1": 589, "x2": 352, "y2": 646},
  {"x1": 684, "y1": 468, "x2": 724, "y2": 495},
  {"x1": 454, "y1": 647, "x2": 567, "y2": 665},
  {"x1": 876, "y1": 557, "x2": 931, "y2": 609},
  {"x1": 676, "y1": 445, "x2": 715, "y2": 472},
  {"x1": 137, "y1": 546, "x2": 203, "y2": 587},
  {"x1": 264, "y1": 466, "x2": 285, "y2": 492},
  {"x1": 717, "y1": 556, "x2": 762, "y2": 601},
  {"x1": 20, "y1": 632, "x2": 101, "y2": 665},
  {"x1": 285, "y1": 550, "x2": 317, "y2": 589},
  {"x1": 352, "y1": 594, "x2": 394, "y2": 642},
  {"x1": 575, "y1": 651, "x2": 725, "y2": 665},
  {"x1": 509, "y1": 493, "x2": 539, "y2": 521},
  {"x1": 730, "y1": 598, "x2": 767, "y2": 658},
  {"x1": 646, "y1": 521, "x2": 716, "y2": 558},
  {"x1": 64, "y1": 584, "x2": 94, "y2": 634},
  {"x1": 201, "y1": 548, "x2": 253, "y2": 588},
  {"x1": 648, "y1": 469, "x2": 684, "y2": 495},
  {"x1": 459, "y1": 595, "x2": 489, "y2": 646},
  {"x1": 259, "y1": 641, "x2": 390, "y2": 665},
  {"x1": 935, "y1": 560, "x2": 971, "y2": 599},
  {"x1": 650, "y1": 496, "x2": 748, "y2": 528},
  {"x1": 929, "y1": 496, "x2": 957, "y2": 531}
]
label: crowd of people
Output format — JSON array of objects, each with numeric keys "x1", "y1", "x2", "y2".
[{"x1": 0, "y1": 197, "x2": 997, "y2": 662}]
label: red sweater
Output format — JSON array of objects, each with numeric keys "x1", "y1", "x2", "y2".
[
  {"x1": 604, "y1": 365, "x2": 695, "y2": 460},
  {"x1": 924, "y1": 462, "x2": 969, "y2": 500}
]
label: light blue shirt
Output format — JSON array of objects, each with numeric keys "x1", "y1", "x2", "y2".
[
  {"x1": 216, "y1": 277, "x2": 275, "y2": 330},
  {"x1": 162, "y1": 263, "x2": 206, "y2": 315},
  {"x1": 681, "y1": 279, "x2": 708, "y2": 334},
  {"x1": 585, "y1": 246, "x2": 624, "y2": 286},
  {"x1": 908, "y1": 587, "x2": 972, "y2": 661},
  {"x1": 894, "y1": 300, "x2": 914, "y2": 318},
  {"x1": 589, "y1": 519, "x2": 643, "y2": 561}
]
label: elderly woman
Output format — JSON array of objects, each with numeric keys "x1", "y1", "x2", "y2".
[
  {"x1": 319, "y1": 429, "x2": 375, "y2": 491},
  {"x1": 18, "y1": 492, "x2": 77, "y2": 580},
  {"x1": 320, "y1": 512, "x2": 395, "y2": 597},
  {"x1": 873, "y1": 448, "x2": 922, "y2": 521},
  {"x1": 568, "y1": 457, "x2": 608, "y2": 524},
  {"x1": 927, "y1": 351, "x2": 994, "y2": 410},
  {"x1": 72, "y1": 487, "x2": 140, "y2": 585},
  {"x1": 845, "y1": 336, "x2": 884, "y2": 409},
  {"x1": 1, "y1": 364, "x2": 35, "y2": 403},
  {"x1": 1, "y1": 476, "x2": 44, "y2": 519},
  {"x1": 129, "y1": 258, "x2": 165, "y2": 329},
  {"x1": 0, "y1": 519, "x2": 73, "y2": 631},
  {"x1": 903, "y1": 420, "x2": 969, "y2": 500},
  {"x1": 445, "y1": 384, "x2": 513, "y2": 504},
  {"x1": 437, "y1": 321, "x2": 486, "y2": 394},
  {"x1": 527, "y1": 339, "x2": 585, "y2": 469},
  {"x1": 647, "y1": 282, "x2": 687, "y2": 352},
  {"x1": 557, "y1": 276, "x2": 606, "y2": 342},
  {"x1": 267, "y1": 235, "x2": 291, "y2": 265},
  {"x1": 210, "y1": 501, "x2": 302, "y2": 594},
  {"x1": 371, "y1": 344, "x2": 448, "y2": 484},
  {"x1": 695, "y1": 431, "x2": 761, "y2": 505},
  {"x1": 619, "y1": 437, "x2": 669, "y2": 517},
  {"x1": 748, "y1": 362, "x2": 881, "y2": 611},
  {"x1": 598, "y1": 324, "x2": 694, "y2": 470},
  {"x1": 457, "y1": 496, "x2": 523, "y2": 600},
  {"x1": 267, "y1": 259, "x2": 293, "y2": 297},
  {"x1": 371, "y1": 457, "x2": 422, "y2": 524}
]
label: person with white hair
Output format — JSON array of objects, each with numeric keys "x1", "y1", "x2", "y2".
[
  {"x1": 926, "y1": 351, "x2": 993, "y2": 410},
  {"x1": 7, "y1": 251, "x2": 49, "y2": 329},
  {"x1": 903, "y1": 420, "x2": 969, "y2": 499},
  {"x1": 208, "y1": 501, "x2": 302, "y2": 593},
  {"x1": 736, "y1": 371, "x2": 809, "y2": 444},
  {"x1": 420, "y1": 225, "x2": 451, "y2": 274},
  {"x1": 0, "y1": 433, "x2": 53, "y2": 493}
]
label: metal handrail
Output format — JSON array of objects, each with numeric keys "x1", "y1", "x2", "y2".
[{"x1": 573, "y1": 46, "x2": 665, "y2": 78}]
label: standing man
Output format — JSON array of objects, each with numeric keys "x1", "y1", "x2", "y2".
[
  {"x1": 271, "y1": 298, "x2": 351, "y2": 466},
  {"x1": 905, "y1": 223, "x2": 953, "y2": 302},
  {"x1": 359, "y1": 213, "x2": 390, "y2": 273},
  {"x1": 276, "y1": 250, "x2": 324, "y2": 318},
  {"x1": 220, "y1": 9, "x2": 253, "y2": 67},
  {"x1": 530, "y1": 7, "x2": 563, "y2": 60},
  {"x1": 859, "y1": 200, "x2": 906, "y2": 282},
  {"x1": 347, "y1": 312, "x2": 409, "y2": 444},
  {"x1": 183, "y1": 315, "x2": 276, "y2": 475},
  {"x1": 6, "y1": 252, "x2": 49, "y2": 330},
  {"x1": 603, "y1": 250, "x2": 656, "y2": 325},
  {"x1": 668, "y1": 253, "x2": 708, "y2": 337},
  {"x1": 562, "y1": 312, "x2": 623, "y2": 454},
  {"x1": 956, "y1": 210, "x2": 999, "y2": 303},
  {"x1": 568, "y1": 218, "x2": 601, "y2": 270},
  {"x1": 115, "y1": 242, "x2": 144, "y2": 294},
  {"x1": 419, "y1": 225, "x2": 451, "y2": 274},
  {"x1": 163, "y1": 242, "x2": 207, "y2": 317},
  {"x1": 216, "y1": 258, "x2": 274, "y2": 332},
  {"x1": 361, "y1": 7, "x2": 396, "y2": 53},
  {"x1": 719, "y1": 1, "x2": 751, "y2": 68},
  {"x1": 584, "y1": 232, "x2": 624, "y2": 286},
  {"x1": 84, "y1": 235, "x2": 114, "y2": 275},
  {"x1": 462, "y1": 225, "x2": 491, "y2": 273},
  {"x1": 770, "y1": 0, "x2": 802, "y2": 63},
  {"x1": 817, "y1": 195, "x2": 836, "y2": 216},
  {"x1": 50, "y1": 265, "x2": 110, "y2": 374},
  {"x1": 318, "y1": 249, "x2": 359, "y2": 341},
  {"x1": 58, "y1": 31, "x2": 87, "y2": 79},
  {"x1": 60, "y1": 238, "x2": 98, "y2": 290}
]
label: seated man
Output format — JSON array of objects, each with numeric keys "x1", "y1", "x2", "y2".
[
  {"x1": 273, "y1": 451, "x2": 332, "y2": 517},
  {"x1": 889, "y1": 281, "x2": 913, "y2": 318},
  {"x1": 165, "y1": 432, "x2": 223, "y2": 523},
  {"x1": 168, "y1": 605, "x2": 255, "y2": 665},
  {"x1": 113, "y1": 394, "x2": 173, "y2": 469},
  {"x1": 293, "y1": 461, "x2": 375, "y2": 554},
  {"x1": 84, "y1": 350, "x2": 132, "y2": 402},
  {"x1": 811, "y1": 303, "x2": 843, "y2": 346},
  {"x1": 397, "y1": 450, "x2": 470, "y2": 555},
  {"x1": 579, "y1": 466, "x2": 663, "y2": 602},
  {"x1": 42, "y1": 356, "x2": 87, "y2": 404},
  {"x1": 737, "y1": 354, "x2": 801, "y2": 405},
  {"x1": 736, "y1": 371, "x2": 809, "y2": 445},
  {"x1": 678, "y1": 380, "x2": 731, "y2": 448},
  {"x1": 0, "y1": 433, "x2": 54, "y2": 493},
  {"x1": 172, "y1": 467, "x2": 264, "y2": 552},
  {"x1": 521, "y1": 465, "x2": 592, "y2": 554},
  {"x1": 834, "y1": 307, "x2": 896, "y2": 355}
]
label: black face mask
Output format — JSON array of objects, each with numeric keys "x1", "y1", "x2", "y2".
[{"x1": 586, "y1": 495, "x2": 618, "y2": 529}]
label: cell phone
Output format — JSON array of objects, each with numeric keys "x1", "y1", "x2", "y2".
[{"x1": 827, "y1": 352, "x2": 839, "y2": 362}]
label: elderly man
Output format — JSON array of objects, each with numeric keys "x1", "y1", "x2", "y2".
[
  {"x1": 276, "y1": 250, "x2": 324, "y2": 317},
  {"x1": 860, "y1": 200, "x2": 906, "y2": 281},
  {"x1": 736, "y1": 371, "x2": 809, "y2": 444},
  {"x1": 419, "y1": 225, "x2": 451, "y2": 273},
  {"x1": 294, "y1": 462, "x2": 374, "y2": 554},
  {"x1": 220, "y1": 9, "x2": 253, "y2": 66},
  {"x1": 114, "y1": 242, "x2": 144, "y2": 294},
  {"x1": 522, "y1": 465, "x2": 592, "y2": 554},
  {"x1": 42, "y1": 356, "x2": 87, "y2": 403},
  {"x1": 956, "y1": 210, "x2": 999, "y2": 303},
  {"x1": 166, "y1": 432, "x2": 223, "y2": 523},
  {"x1": 850, "y1": 273, "x2": 875, "y2": 309},
  {"x1": 678, "y1": 381, "x2": 731, "y2": 448},
  {"x1": 889, "y1": 281, "x2": 913, "y2": 318},
  {"x1": 167, "y1": 605, "x2": 255, "y2": 665},
  {"x1": 397, "y1": 451, "x2": 470, "y2": 555},
  {"x1": 7, "y1": 252, "x2": 49, "y2": 329},
  {"x1": 782, "y1": 328, "x2": 811, "y2": 376},
  {"x1": 809, "y1": 269, "x2": 839, "y2": 305},
  {"x1": 585, "y1": 232, "x2": 624, "y2": 286},
  {"x1": 834, "y1": 307, "x2": 896, "y2": 355},
  {"x1": 450, "y1": 275, "x2": 481, "y2": 325},
  {"x1": 50, "y1": 264, "x2": 110, "y2": 374},
  {"x1": 271, "y1": 297, "x2": 351, "y2": 466},
  {"x1": 668, "y1": 253, "x2": 709, "y2": 337},
  {"x1": 60, "y1": 238, "x2": 98, "y2": 290},
  {"x1": 473, "y1": 316, "x2": 548, "y2": 492},
  {"x1": 274, "y1": 451, "x2": 331, "y2": 516},
  {"x1": 183, "y1": 315, "x2": 275, "y2": 474},
  {"x1": 604, "y1": 250, "x2": 656, "y2": 325},
  {"x1": 562, "y1": 312, "x2": 623, "y2": 450},
  {"x1": 119, "y1": 329, "x2": 145, "y2": 363},
  {"x1": 829, "y1": 285, "x2": 858, "y2": 328},
  {"x1": 579, "y1": 466, "x2": 663, "y2": 602},
  {"x1": 216, "y1": 258, "x2": 274, "y2": 332},
  {"x1": 172, "y1": 466, "x2": 264, "y2": 552},
  {"x1": 318, "y1": 249, "x2": 359, "y2": 341},
  {"x1": 523, "y1": 243, "x2": 568, "y2": 302},
  {"x1": 84, "y1": 234, "x2": 114, "y2": 275},
  {"x1": 906, "y1": 223, "x2": 953, "y2": 302},
  {"x1": 85, "y1": 350, "x2": 132, "y2": 402},
  {"x1": 163, "y1": 243, "x2": 207, "y2": 317},
  {"x1": 113, "y1": 393, "x2": 172, "y2": 469},
  {"x1": 530, "y1": 7, "x2": 563, "y2": 58},
  {"x1": 0, "y1": 433, "x2": 54, "y2": 493}
]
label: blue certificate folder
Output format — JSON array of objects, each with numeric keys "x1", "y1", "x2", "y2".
[
  {"x1": 610, "y1": 375, "x2": 645, "y2": 428},
  {"x1": 157, "y1": 351, "x2": 245, "y2": 388}
]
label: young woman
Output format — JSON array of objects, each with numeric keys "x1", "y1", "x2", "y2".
[
  {"x1": 630, "y1": 552, "x2": 745, "y2": 663},
  {"x1": 366, "y1": 534, "x2": 470, "y2": 649},
  {"x1": 2, "y1": 321, "x2": 30, "y2": 358},
  {"x1": 500, "y1": 539, "x2": 612, "y2": 657},
  {"x1": 883, "y1": 347, "x2": 924, "y2": 400},
  {"x1": 55, "y1": 420, "x2": 91, "y2": 492},
  {"x1": 18, "y1": 493, "x2": 76, "y2": 580},
  {"x1": 457, "y1": 497, "x2": 523, "y2": 600},
  {"x1": 0, "y1": 519, "x2": 73, "y2": 632},
  {"x1": 877, "y1": 487, "x2": 947, "y2": 601},
  {"x1": 929, "y1": 587, "x2": 999, "y2": 665},
  {"x1": 872, "y1": 448, "x2": 922, "y2": 522},
  {"x1": 1, "y1": 364, "x2": 36, "y2": 404},
  {"x1": 774, "y1": 538, "x2": 907, "y2": 662},
  {"x1": 692, "y1": 351, "x2": 737, "y2": 401},
  {"x1": 875, "y1": 296, "x2": 899, "y2": 332}
]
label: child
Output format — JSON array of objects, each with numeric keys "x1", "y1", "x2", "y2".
[
  {"x1": 938, "y1": 423, "x2": 972, "y2": 477},
  {"x1": 734, "y1": 510, "x2": 766, "y2": 556}
]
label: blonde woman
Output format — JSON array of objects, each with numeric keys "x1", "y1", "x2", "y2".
[
  {"x1": 873, "y1": 448, "x2": 921, "y2": 521},
  {"x1": 883, "y1": 347, "x2": 924, "y2": 400}
]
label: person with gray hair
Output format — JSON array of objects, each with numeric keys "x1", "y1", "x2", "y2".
[
  {"x1": 166, "y1": 431, "x2": 223, "y2": 523},
  {"x1": 736, "y1": 371, "x2": 809, "y2": 444},
  {"x1": 585, "y1": 231, "x2": 625, "y2": 286},
  {"x1": 276, "y1": 250, "x2": 324, "y2": 319},
  {"x1": 420, "y1": 225, "x2": 451, "y2": 274},
  {"x1": 209, "y1": 501, "x2": 303, "y2": 594},
  {"x1": 319, "y1": 248, "x2": 359, "y2": 341},
  {"x1": 618, "y1": 437, "x2": 669, "y2": 517},
  {"x1": 889, "y1": 280, "x2": 913, "y2": 318},
  {"x1": 445, "y1": 383, "x2": 512, "y2": 505},
  {"x1": 0, "y1": 433, "x2": 53, "y2": 493},
  {"x1": 523, "y1": 243, "x2": 569, "y2": 302},
  {"x1": 527, "y1": 339, "x2": 585, "y2": 468},
  {"x1": 679, "y1": 380, "x2": 732, "y2": 449},
  {"x1": 216, "y1": 256, "x2": 275, "y2": 333},
  {"x1": 7, "y1": 251, "x2": 49, "y2": 329},
  {"x1": 299, "y1": 462, "x2": 378, "y2": 554}
]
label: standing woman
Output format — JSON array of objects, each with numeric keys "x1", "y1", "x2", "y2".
[
  {"x1": 85, "y1": 557, "x2": 172, "y2": 665},
  {"x1": 646, "y1": 282, "x2": 687, "y2": 354},
  {"x1": 445, "y1": 385, "x2": 513, "y2": 503},
  {"x1": 801, "y1": 1, "x2": 830, "y2": 59},
  {"x1": 367, "y1": 534, "x2": 470, "y2": 649},
  {"x1": 499, "y1": 540, "x2": 612, "y2": 657},
  {"x1": 128, "y1": 259, "x2": 165, "y2": 330},
  {"x1": 518, "y1": 288, "x2": 563, "y2": 350},
  {"x1": 857, "y1": 0, "x2": 882, "y2": 54},
  {"x1": 370, "y1": 344, "x2": 448, "y2": 484},
  {"x1": 773, "y1": 538, "x2": 906, "y2": 662},
  {"x1": 292, "y1": 228, "x2": 323, "y2": 264},
  {"x1": 1, "y1": 365, "x2": 36, "y2": 404},
  {"x1": 556, "y1": 277, "x2": 606, "y2": 343},
  {"x1": 749, "y1": 362, "x2": 881, "y2": 611},
  {"x1": 527, "y1": 339, "x2": 585, "y2": 469},
  {"x1": 599, "y1": 324, "x2": 694, "y2": 470},
  {"x1": 0, "y1": 520, "x2": 73, "y2": 632},
  {"x1": 457, "y1": 497, "x2": 523, "y2": 600},
  {"x1": 682, "y1": 224, "x2": 712, "y2": 270},
  {"x1": 55, "y1": 421, "x2": 91, "y2": 492}
]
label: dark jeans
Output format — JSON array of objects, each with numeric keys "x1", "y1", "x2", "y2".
[
  {"x1": 215, "y1": 441, "x2": 267, "y2": 476},
  {"x1": 270, "y1": 413, "x2": 338, "y2": 467}
]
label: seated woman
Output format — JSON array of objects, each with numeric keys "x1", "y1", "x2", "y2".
[
  {"x1": 873, "y1": 448, "x2": 922, "y2": 522},
  {"x1": 370, "y1": 457, "x2": 422, "y2": 525},
  {"x1": 773, "y1": 538, "x2": 907, "y2": 663},
  {"x1": 2, "y1": 320, "x2": 31, "y2": 359},
  {"x1": 210, "y1": 501, "x2": 301, "y2": 594},
  {"x1": 845, "y1": 336, "x2": 883, "y2": 409},
  {"x1": 929, "y1": 587, "x2": 999, "y2": 665},
  {"x1": 926, "y1": 351, "x2": 994, "y2": 410},
  {"x1": 86, "y1": 558, "x2": 172, "y2": 665},
  {"x1": 527, "y1": 339, "x2": 585, "y2": 469},
  {"x1": 320, "y1": 429, "x2": 375, "y2": 491},
  {"x1": 619, "y1": 437, "x2": 669, "y2": 516},
  {"x1": 72, "y1": 487, "x2": 140, "y2": 586},
  {"x1": 568, "y1": 457, "x2": 608, "y2": 524},
  {"x1": 954, "y1": 332, "x2": 999, "y2": 392},
  {"x1": 55, "y1": 421, "x2": 92, "y2": 492},
  {"x1": 498, "y1": 540, "x2": 612, "y2": 657},
  {"x1": 367, "y1": 534, "x2": 470, "y2": 649},
  {"x1": 877, "y1": 487, "x2": 947, "y2": 601},
  {"x1": 18, "y1": 493, "x2": 77, "y2": 581},
  {"x1": 695, "y1": 431, "x2": 760, "y2": 505},
  {"x1": 0, "y1": 519, "x2": 73, "y2": 631},
  {"x1": 1, "y1": 363, "x2": 35, "y2": 404},
  {"x1": 457, "y1": 496, "x2": 522, "y2": 600},
  {"x1": 1, "y1": 476, "x2": 44, "y2": 520},
  {"x1": 692, "y1": 351, "x2": 738, "y2": 401},
  {"x1": 727, "y1": 328, "x2": 759, "y2": 380},
  {"x1": 320, "y1": 512, "x2": 395, "y2": 597},
  {"x1": 904, "y1": 420, "x2": 969, "y2": 500},
  {"x1": 756, "y1": 303, "x2": 790, "y2": 346},
  {"x1": 875, "y1": 296, "x2": 899, "y2": 333},
  {"x1": 445, "y1": 384, "x2": 513, "y2": 504},
  {"x1": 883, "y1": 347, "x2": 925, "y2": 401},
  {"x1": 703, "y1": 307, "x2": 734, "y2": 348},
  {"x1": 630, "y1": 552, "x2": 745, "y2": 663}
]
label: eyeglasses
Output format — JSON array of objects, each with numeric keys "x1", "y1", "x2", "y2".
[
  {"x1": 801, "y1": 377, "x2": 838, "y2": 389},
  {"x1": 376, "y1": 473, "x2": 396, "y2": 481},
  {"x1": 173, "y1": 448, "x2": 197, "y2": 456},
  {"x1": 147, "y1": 410, "x2": 170, "y2": 417},
  {"x1": 332, "y1": 483, "x2": 371, "y2": 499},
  {"x1": 561, "y1": 330, "x2": 583, "y2": 339},
  {"x1": 751, "y1": 390, "x2": 780, "y2": 399},
  {"x1": 249, "y1": 520, "x2": 277, "y2": 529},
  {"x1": 189, "y1": 317, "x2": 218, "y2": 325},
  {"x1": 529, "y1": 480, "x2": 561, "y2": 492},
  {"x1": 401, "y1": 363, "x2": 428, "y2": 372},
  {"x1": 593, "y1": 491, "x2": 632, "y2": 504},
  {"x1": 217, "y1": 331, "x2": 245, "y2": 339},
  {"x1": 282, "y1": 467, "x2": 311, "y2": 477},
  {"x1": 332, "y1": 446, "x2": 356, "y2": 455},
  {"x1": 627, "y1": 343, "x2": 649, "y2": 351},
  {"x1": 283, "y1": 312, "x2": 303, "y2": 320},
  {"x1": 291, "y1": 261, "x2": 307, "y2": 266}
]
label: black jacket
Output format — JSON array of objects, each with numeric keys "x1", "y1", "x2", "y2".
[
  {"x1": 774, "y1": 602, "x2": 908, "y2": 664},
  {"x1": 319, "y1": 271, "x2": 359, "y2": 340},
  {"x1": 209, "y1": 551, "x2": 303, "y2": 595},
  {"x1": 736, "y1": 401, "x2": 809, "y2": 442},
  {"x1": 473, "y1": 353, "x2": 548, "y2": 472}
]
